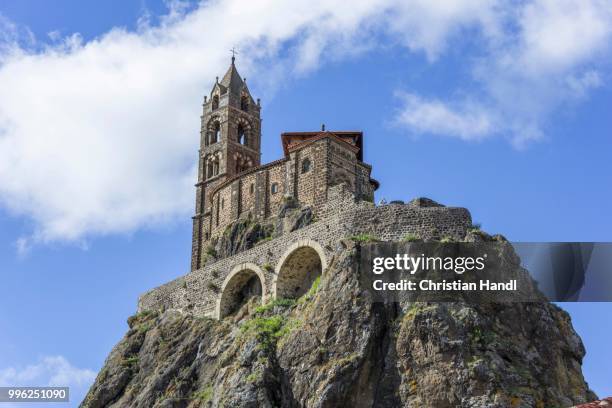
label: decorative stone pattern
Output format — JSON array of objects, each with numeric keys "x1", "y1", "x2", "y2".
[{"x1": 138, "y1": 184, "x2": 472, "y2": 319}]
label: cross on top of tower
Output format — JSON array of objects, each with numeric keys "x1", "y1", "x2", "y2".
[{"x1": 230, "y1": 47, "x2": 238, "y2": 64}]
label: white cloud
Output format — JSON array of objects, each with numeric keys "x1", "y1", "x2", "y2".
[
  {"x1": 384, "y1": 0, "x2": 501, "y2": 61},
  {"x1": 516, "y1": 0, "x2": 612, "y2": 76},
  {"x1": 0, "y1": 356, "x2": 96, "y2": 407},
  {"x1": 0, "y1": 0, "x2": 610, "y2": 244},
  {"x1": 395, "y1": 0, "x2": 612, "y2": 146},
  {"x1": 395, "y1": 92, "x2": 492, "y2": 141}
]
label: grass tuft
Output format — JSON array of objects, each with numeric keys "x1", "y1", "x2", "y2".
[{"x1": 349, "y1": 233, "x2": 380, "y2": 243}]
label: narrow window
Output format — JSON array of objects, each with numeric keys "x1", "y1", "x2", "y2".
[
  {"x1": 301, "y1": 158, "x2": 311, "y2": 174},
  {"x1": 221, "y1": 198, "x2": 225, "y2": 209},
  {"x1": 241, "y1": 95, "x2": 248, "y2": 111},
  {"x1": 212, "y1": 122, "x2": 221, "y2": 143},
  {"x1": 207, "y1": 160, "x2": 214, "y2": 179},
  {"x1": 237, "y1": 125, "x2": 246, "y2": 145},
  {"x1": 213, "y1": 157, "x2": 219, "y2": 176},
  {"x1": 212, "y1": 95, "x2": 219, "y2": 110},
  {"x1": 271, "y1": 183, "x2": 279, "y2": 194},
  {"x1": 249, "y1": 184, "x2": 254, "y2": 195}
]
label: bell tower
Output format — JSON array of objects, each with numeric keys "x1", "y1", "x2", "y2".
[{"x1": 191, "y1": 57, "x2": 262, "y2": 270}]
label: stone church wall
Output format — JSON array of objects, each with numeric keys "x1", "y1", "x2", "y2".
[{"x1": 138, "y1": 184, "x2": 472, "y2": 318}]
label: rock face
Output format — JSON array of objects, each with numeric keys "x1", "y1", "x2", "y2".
[
  {"x1": 83, "y1": 239, "x2": 596, "y2": 408},
  {"x1": 211, "y1": 198, "x2": 313, "y2": 261}
]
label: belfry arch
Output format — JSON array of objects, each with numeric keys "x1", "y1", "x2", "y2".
[
  {"x1": 273, "y1": 240, "x2": 327, "y2": 299},
  {"x1": 216, "y1": 263, "x2": 266, "y2": 319}
]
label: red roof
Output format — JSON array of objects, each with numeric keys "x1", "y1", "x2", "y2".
[
  {"x1": 281, "y1": 131, "x2": 363, "y2": 161},
  {"x1": 573, "y1": 397, "x2": 612, "y2": 407}
]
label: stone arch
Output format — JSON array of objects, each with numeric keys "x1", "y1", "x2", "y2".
[
  {"x1": 233, "y1": 152, "x2": 253, "y2": 173},
  {"x1": 234, "y1": 117, "x2": 252, "y2": 147},
  {"x1": 216, "y1": 263, "x2": 267, "y2": 319},
  {"x1": 205, "y1": 153, "x2": 221, "y2": 178},
  {"x1": 273, "y1": 240, "x2": 327, "y2": 299},
  {"x1": 206, "y1": 116, "x2": 221, "y2": 144}
]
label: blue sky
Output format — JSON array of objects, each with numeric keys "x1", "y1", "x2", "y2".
[{"x1": 0, "y1": 0, "x2": 611, "y2": 404}]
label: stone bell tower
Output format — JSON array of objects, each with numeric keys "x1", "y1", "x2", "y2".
[{"x1": 191, "y1": 56, "x2": 262, "y2": 270}]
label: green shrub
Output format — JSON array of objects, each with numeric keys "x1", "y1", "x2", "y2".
[
  {"x1": 205, "y1": 245, "x2": 217, "y2": 257},
  {"x1": 350, "y1": 233, "x2": 380, "y2": 242},
  {"x1": 241, "y1": 315, "x2": 285, "y2": 351},
  {"x1": 122, "y1": 356, "x2": 139, "y2": 367},
  {"x1": 193, "y1": 385, "x2": 213, "y2": 402},
  {"x1": 242, "y1": 300, "x2": 301, "y2": 352},
  {"x1": 440, "y1": 236, "x2": 454, "y2": 243},
  {"x1": 246, "y1": 370, "x2": 262, "y2": 383},
  {"x1": 298, "y1": 275, "x2": 321, "y2": 303},
  {"x1": 402, "y1": 233, "x2": 419, "y2": 242},
  {"x1": 138, "y1": 323, "x2": 151, "y2": 334},
  {"x1": 468, "y1": 222, "x2": 482, "y2": 232},
  {"x1": 262, "y1": 263, "x2": 274, "y2": 272},
  {"x1": 127, "y1": 310, "x2": 158, "y2": 328},
  {"x1": 254, "y1": 298, "x2": 295, "y2": 315}
]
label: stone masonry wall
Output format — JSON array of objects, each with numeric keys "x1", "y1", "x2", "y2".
[{"x1": 139, "y1": 185, "x2": 472, "y2": 318}]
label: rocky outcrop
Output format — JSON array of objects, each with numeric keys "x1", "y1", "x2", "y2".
[
  {"x1": 83, "y1": 239, "x2": 596, "y2": 408},
  {"x1": 211, "y1": 199, "x2": 313, "y2": 261}
]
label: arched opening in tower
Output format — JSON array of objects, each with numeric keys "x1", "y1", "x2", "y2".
[
  {"x1": 237, "y1": 125, "x2": 247, "y2": 145},
  {"x1": 276, "y1": 246, "x2": 322, "y2": 299},
  {"x1": 212, "y1": 122, "x2": 221, "y2": 143},
  {"x1": 218, "y1": 269, "x2": 263, "y2": 318}
]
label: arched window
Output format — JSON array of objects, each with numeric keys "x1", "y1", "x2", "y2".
[
  {"x1": 212, "y1": 95, "x2": 219, "y2": 110},
  {"x1": 271, "y1": 183, "x2": 279, "y2": 194},
  {"x1": 237, "y1": 125, "x2": 246, "y2": 145},
  {"x1": 212, "y1": 122, "x2": 221, "y2": 143},
  {"x1": 235, "y1": 155, "x2": 250, "y2": 174},
  {"x1": 207, "y1": 159, "x2": 214, "y2": 179},
  {"x1": 213, "y1": 157, "x2": 220, "y2": 176},
  {"x1": 240, "y1": 95, "x2": 248, "y2": 112},
  {"x1": 301, "y1": 158, "x2": 311, "y2": 174}
]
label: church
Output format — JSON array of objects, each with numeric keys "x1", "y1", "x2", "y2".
[
  {"x1": 139, "y1": 58, "x2": 470, "y2": 320},
  {"x1": 190, "y1": 57, "x2": 379, "y2": 271}
]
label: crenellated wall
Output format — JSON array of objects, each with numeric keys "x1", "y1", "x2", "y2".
[{"x1": 138, "y1": 184, "x2": 472, "y2": 319}]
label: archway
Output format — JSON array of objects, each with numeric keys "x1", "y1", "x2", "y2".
[
  {"x1": 274, "y1": 240, "x2": 327, "y2": 299},
  {"x1": 217, "y1": 264, "x2": 266, "y2": 319}
]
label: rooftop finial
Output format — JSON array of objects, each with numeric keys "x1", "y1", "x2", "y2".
[
  {"x1": 230, "y1": 47, "x2": 238, "y2": 65},
  {"x1": 321, "y1": 123, "x2": 326, "y2": 131}
]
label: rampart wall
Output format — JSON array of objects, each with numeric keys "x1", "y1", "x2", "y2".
[{"x1": 138, "y1": 185, "x2": 472, "y2": 319}]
